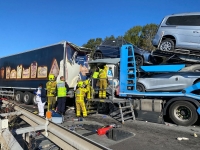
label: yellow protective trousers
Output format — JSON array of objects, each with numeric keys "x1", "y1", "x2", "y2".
[
  {"x1": 99, "y1": 79, "x2": 107, "y2": 98},
  {"x1": 47, "y1": 96, "x2": 56, "y2": 111},
  {"x1": 76, "y1": 100, "x2": 87, "y2": 117},
  {"x1": 75, "y1": 87, "x2": 88, "y2": 117},
  {"x1": 86, "y1": 85, "x2": 93, "y2": 100}
]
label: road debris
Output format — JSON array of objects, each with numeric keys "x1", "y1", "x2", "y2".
[
  {"x1": 177, "y1": 137, "x2": 189, "y2": 141},
  {"x1": 194, "y1": 133, "x2": 198, "y2": 137}
]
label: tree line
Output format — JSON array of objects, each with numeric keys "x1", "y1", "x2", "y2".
[{"x1": 82, "y1": 23, "x2": 158, "y2": 51}]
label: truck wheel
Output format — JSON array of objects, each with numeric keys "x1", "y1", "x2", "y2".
[
  {"x1": 23, "y1": 92, "x2": 33, "y2": 105},
  {"x1": 159, "y1": 39, "x2": 174, "y2": 52},
  {"x1": 15, "y1": 91, "x2": 24, "y2": 103},
  {"x1": 169, "y1": 101, "x2": 198, "y2": 126},
  {"x1": 32, "y1": 95, "x2": 38, "y2": 105}
]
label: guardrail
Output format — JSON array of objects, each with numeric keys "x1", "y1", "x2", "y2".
[{"x1": 0, "y1": 100, "x2": 111, "y2": 150}]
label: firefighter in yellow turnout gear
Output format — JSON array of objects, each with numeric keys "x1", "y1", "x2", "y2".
[
  {"x1": 75, "y1": 81, "x2": 88, "y2": 117},
  {"x1": 84, "y1": 79, "x2": 94, "y2": 100},
  {"x1": 99, "y1": 65, "x2": 108, "y2": 98},
  {"x1": 46, "y1": 74, "x2": 57, "y2": 111}
]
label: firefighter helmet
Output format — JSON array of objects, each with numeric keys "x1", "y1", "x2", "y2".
[{"x1": 49, "y1": 74, "x2": 55, "y2": 81}]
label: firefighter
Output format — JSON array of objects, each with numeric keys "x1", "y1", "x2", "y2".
[
  {"x1": 84, "y1": 79, "x2": 93, "y2": 100},
  {"x1": 99, "y1": 65, "x2": 108, "y2": 98},
  {"x1": 75, "y1": 81, "x2": 88, "y2": 117},
  {"x1": 46, "y1": 74, "x2": 57, "y2": 111},
  {"x1": 92, "y1": 67, "x2": 99, "y2": 89},
  {"x1": 56, "y1": 76, "x2": 68, "y2": 115}
]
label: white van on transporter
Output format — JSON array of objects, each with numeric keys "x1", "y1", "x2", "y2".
[{"x1": 152, "y1": 12, "x2": 200, "y2": 52}]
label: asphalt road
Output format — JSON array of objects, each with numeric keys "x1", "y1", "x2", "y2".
[
  {"x1": 14, "y1": 103, "x2": 200, "y2": 150},
  {"x1": 87, "y1": 114, "x2": 200, "y2": 150}
]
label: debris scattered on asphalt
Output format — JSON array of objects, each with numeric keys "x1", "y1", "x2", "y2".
[
  {"x1": 102, "y1": 115, "x2": 107, "y2": 118},
  {"x1": 194, "y1": 133, "x2": 198, "y2": 137},
  {"x1": 66, "y1": 106, "x2": 75, "y2": 110},
  {"x1": 191, "y1": 129, "x2": 199, "y2": 132},
  {"x1": 165, "y1": 122, "x2": 174, "y2": 126},
  {"x1": 177, "y1": 137, "x2": 189, "y2": 141},
  {"x1": 67, "y1": 124, "x2": 85, "y2": 131},
  {"x1": 182, "y1": 137, "x2": 189, "y2": 140}
]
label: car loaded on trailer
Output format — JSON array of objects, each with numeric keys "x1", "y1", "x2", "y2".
[
  {"x1": 92, "y1": 39, "x2": 158, "y2": 67},
  {"x1": 0, "y1": 41, "x2": 91, "y2": 105},
  {"x1": 151, "y1": 12, "x2": 200, "y2": 64}
]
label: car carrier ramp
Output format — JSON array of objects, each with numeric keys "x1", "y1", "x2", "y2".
[{"x1": 152, "y1": 49, "x2": 200, "y2": 63}]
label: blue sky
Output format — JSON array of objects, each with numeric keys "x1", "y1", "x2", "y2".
[{"x1": 0, "y1": 0, "x2": 199, "y2": 57}]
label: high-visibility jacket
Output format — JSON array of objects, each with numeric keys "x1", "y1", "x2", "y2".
[
  {"x1": 92, "y1": 71, "x2": 99, "y2": 78},
  {"x1": 75, "y1": 87, "x2": 88, "y2": 101},
  {"x1": 57, "y1": 81, "x2": 67, "y2": 97},
  {"x1": 99, "y1": 69, "x2": 107, "y2": 79},
  {"x1": 46, "y1": 81, "x2": 57, "y2": 97}
]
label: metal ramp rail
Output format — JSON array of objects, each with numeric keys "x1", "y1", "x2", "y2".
[{"x1": 152, "y1": 49, "x2": 200, "y2": 63}]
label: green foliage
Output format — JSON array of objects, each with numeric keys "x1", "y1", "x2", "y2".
[
  {"x1": 140, "y1": 24, "x2": 158, "y2": 50},
  {"x1": 82, "y1": 38, "x2": 103, "y2": 51},
  {"x1": 124, "y1": 26, "x2": 142, "y2": 46},
  {"x1": 104, "y1": 35, "x2": 116, "y2": 40},
  {"x1": 82, "y1": 23, "x2": 158, "y2": 51}
]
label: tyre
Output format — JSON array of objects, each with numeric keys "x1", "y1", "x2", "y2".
[
  {"x1": 23, "y1": 92, "x2": 33, "y2": 105},
  {"x1": 136, "y1": 83, "x2": 145, "y2": 92},
  {"x1": 15, "y1": 91, "x2": 24, "y2": 103},
  {"x1": 169, "y1": 101, "x2": 198, "y2": 126},
  {"x1": 93, "y1": 52, "x2": 103, "y2": 60},
  {"x1": 32, "y1": 94, "x2": 38, "y2": 105},
  {"x1": 159, "y1": 39, "x2": 175, "y2": 52},
  {"x1": 135, "y1": 55, "x2": 144, "y2": 67}
]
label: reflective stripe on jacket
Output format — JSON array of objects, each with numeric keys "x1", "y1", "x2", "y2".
[
  {"x1": 57, "y1": 81, "x2": 67, "y2": 97},
  {"x1": 46, "y1": 81, "x2": 57, "y2": 96},
  {"x1": 75, "y1": 87, "x2": 87, "y2": 101}
]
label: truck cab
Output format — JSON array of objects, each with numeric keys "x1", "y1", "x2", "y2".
[{"x1": 88, "y1": 58, "x2": 120, "y2": 99}]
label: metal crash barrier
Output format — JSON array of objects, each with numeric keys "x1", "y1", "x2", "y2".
[{"x1": 0, "y1": 100, "x2": 111, "y2": 150}]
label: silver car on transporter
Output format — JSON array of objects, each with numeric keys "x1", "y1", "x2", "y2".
[
  {"x1": 136, "y1": 72, "x2": 200, "y2": 92},
  {"x1": 152, "y1": 12, "x2": 200, "y2": 52}
]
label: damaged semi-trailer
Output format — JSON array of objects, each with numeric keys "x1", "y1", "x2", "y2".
[{"x1": 0, "y1": 41, "x2": 91, "y2": 105}]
